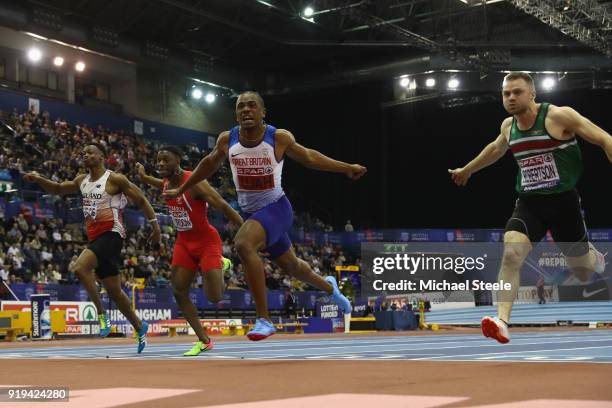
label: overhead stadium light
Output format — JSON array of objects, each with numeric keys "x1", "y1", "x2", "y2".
[
  {"x1": 28, "y1": 48, "x2": 42, "y2": 62},
  {"x1": 399, "y1": 77, "x2": 410, "y2": 87},
  {"x1": 191, "y1": 88, "x2": 203, "y2": 99},
  {"x1": 448, "y1": 78, "x2": 460, "y2": 89},
  {"x1": 425, "y1": 78, "x2": 436, "y2": 87},
  {"x1": 303, "y1": 6, "x2": 314, "y2": 17},
  {"x1": 542, "y1": 77, "x2": 556, "y2": 90},
  {"x1": 205, "y1": 93, "x2": 216, "y2": 104},
  {"x1": 75, "y1": 61, "x2": 86, "y2": 72},
  {"x1": 53, "y1": 56, "x2": 64, "y2": 67}
]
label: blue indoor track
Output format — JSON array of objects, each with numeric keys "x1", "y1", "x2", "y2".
[
  {"x1": 426, "y1": 301, "x2": 612, "y2": 325},
  {"x1": 1, "y1": 330, "x2": 611, "y2": 363}
]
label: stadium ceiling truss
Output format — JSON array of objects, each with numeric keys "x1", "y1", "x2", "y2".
[
  {"x1": 10, "y1": 0, "x2": 612, "y2": 85},
  {"x1": 244, "y1": 0, "x2": 612, "y2": 69},
  {"x1": 300, "y1": 1, "x2": 607, "y2": 70},
  {"x1": 508, "y1": 0, "x2": 612, "y2": 56}
]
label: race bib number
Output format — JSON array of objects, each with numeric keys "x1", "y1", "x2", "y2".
[
  {"x1": 518, "y1": 153, "x2": 560, "y2": 191},
  {"x1": 82, "y1": 198, "x2": 97, "y2": 221},
  {"x1": 170, "y1": 210, "x2": 193, "y2": 231}
]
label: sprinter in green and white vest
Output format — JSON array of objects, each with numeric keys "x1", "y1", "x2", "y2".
[{"x1": 449, "y1": 71, "x2": 612, "y2": 344}]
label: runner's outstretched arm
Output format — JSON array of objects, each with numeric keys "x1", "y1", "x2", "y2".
[
  {"x1": 163, "y1": 132, "x2": 229, "y2": 199},
  {"x1": 193, "y1": 180, "x2": 244, "y2": 226},
  {"x1": 22, "y1": 172, "x2": 85, "y2": 195},
  {"x1": 448, "y1": 118, "x2": 511, "y2": 186},
  {"x1": 280, "y1": 130, "x2": 366, "y2": 180}
]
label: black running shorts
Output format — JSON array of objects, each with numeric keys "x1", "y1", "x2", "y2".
[
  {"x1": 88, "y1": 231, "x2": 124, "y2": 279},
  {"x1": 504, "y1": 189, "x2": 589, "y2": 257}
]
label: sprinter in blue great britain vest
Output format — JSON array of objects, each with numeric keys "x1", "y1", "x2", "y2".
[{"x1": 164, "y1": 91, "x2": 367, "y2": 340}]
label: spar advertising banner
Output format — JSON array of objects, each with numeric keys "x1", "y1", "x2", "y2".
[
  {"x1": 1, "y1": 300, "x2": 99, "y2": 322},
  {"x1": 159, "y1": 319, "x2": 244, "y2": 336},
  {"x1": 2, "y1": 300, "x2": 100, "y2": 337},
  {"x1": 1, "y1": 300, "x2": 179, "y2": 337},
  {"x1": 61, "y1": 323, "x2": 99, "y2": 336}
]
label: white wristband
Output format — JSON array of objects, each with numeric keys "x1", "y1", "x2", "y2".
[{"x1": 149, "y1": 218, "x2": 158, "y2": 223}]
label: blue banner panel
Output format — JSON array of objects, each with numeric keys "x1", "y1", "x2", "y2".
[
  {"x1": 298, "y1": 317, "x2": 333, "y2": 333},
  {"x1": 374, "y1": 310, "x2": 417, "y2": 331},
  {"x1": 30, "y1": 294, "x2": 52, "y2": 339}
]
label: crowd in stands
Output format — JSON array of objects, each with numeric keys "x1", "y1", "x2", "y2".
[
  {"x1": 0, "y1": 107, "x2": 230, "y2": 208},
  {"x1": 0, "y1": 108, "x2": 355, "y2": 295}
]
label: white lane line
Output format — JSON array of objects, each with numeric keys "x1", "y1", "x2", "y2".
[{"x1": 410, "y1": 345, "x2": 612, "y2": 360}]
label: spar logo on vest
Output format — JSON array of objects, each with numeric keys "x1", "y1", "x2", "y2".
[{"x1": 518, "y1": 154, "x2": 553, "y2": 167}]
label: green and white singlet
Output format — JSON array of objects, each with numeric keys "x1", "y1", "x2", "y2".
[{"x1": 508, "y1": 102, "x2": 583, "y2": 195}]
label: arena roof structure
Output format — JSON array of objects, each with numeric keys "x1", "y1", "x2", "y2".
[{"x1": 1, "y1": 0, "x2": 611, "y2": 94}]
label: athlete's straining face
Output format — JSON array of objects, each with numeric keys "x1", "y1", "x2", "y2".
[
  {"x1": 82, "y1": 145, "x2": 105, "y2": 168},
  {"x1": 156, "y1": 150, "x2": 179, "y2": 178},
  {"x1": 236, "y1": 93, "x2": 266, "y2": 129},
  {"x1": 502, "y1": 79, "x2": 535, "y2": 115}
]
